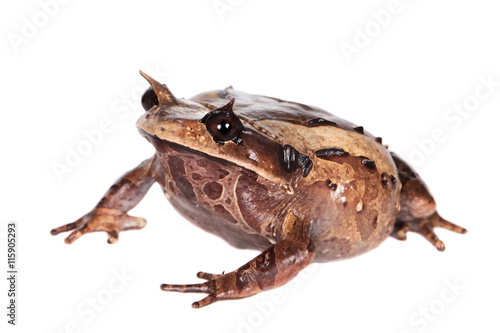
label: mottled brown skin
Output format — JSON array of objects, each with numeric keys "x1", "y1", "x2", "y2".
[{"x1": 51, "y1": 71, "x2": 467, "y2": 308}]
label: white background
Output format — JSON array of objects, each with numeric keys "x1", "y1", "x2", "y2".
[{"x1": 1, "y1": 0, "x2": 499, "y2": 332}]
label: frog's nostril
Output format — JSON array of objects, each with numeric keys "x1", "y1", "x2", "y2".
[{"x1": 141, "y1": 85, "x2": 159, "y2": 111}]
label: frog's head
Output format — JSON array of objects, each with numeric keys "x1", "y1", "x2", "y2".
[
  {"x1": 136, "y1": 71, "x2": 302, "y2": 188},
  {"x1": 137, "y1": 71, "x2": 244, "y2": 148}
]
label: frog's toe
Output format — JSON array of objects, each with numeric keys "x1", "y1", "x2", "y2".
[
  {"x1": 196, "y1": 271, "x2": 223, "y2": 280},
  {"x1": 50, "y1": 219, "x2": 84, "y2": 236},
  {"x1": 106, "y1": 230, "x2": 120, "y2": 244},
  {"x1": 192, "y1": 294, "x2": 217, "y2": 308},
  {"x1": 121, "y1": 215, "x2": 147, "y2": 231},
  {"x1": 161, "y1": 274, "x2": 227, "y2": 308},
  {"x1": 160, "y1": 280, "x2": 213, "y2": 294},
  {"x1": 391, "y1": 218, "x2": 445, "y2": 251},
  {"x1": 415, "y1": 218, "x2": 446, "y2": 251},
  {"x1": 391, "y1": 212, "x2": 466, "y2": 251},
  {"x1": 65, "y1": 225, "x2": 90, "y2": 244},
  {"x1": 429, "y1": 212, "x2": 467, "y2": 234}
]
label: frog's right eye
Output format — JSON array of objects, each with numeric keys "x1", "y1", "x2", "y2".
[{"x1": 141, "y1": 85, "x2": 158, "y2": 111}]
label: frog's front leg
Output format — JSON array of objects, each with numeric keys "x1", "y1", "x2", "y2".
[
  {"x1": 50, "y1": 156, "x2": 157, "y2": 244},
  {"x1": 161, "y1": 217, "x2": 315, "y2": 308}
]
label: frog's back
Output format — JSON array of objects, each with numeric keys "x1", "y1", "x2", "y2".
[{"x1": 190, "y1": 87, "x2": 398, "y2": 180}]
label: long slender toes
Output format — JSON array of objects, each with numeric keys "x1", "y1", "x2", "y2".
[
  {"x1": 192, "y1": 294, "x2": 217, "y2": 309},
  {"x1": 161, "y1": 282, "x2": 212, "y2": 293},
  {"x1": 417, "y1": 219, "x2": 445, "y2": 252},
  {"x1": 50, "y1": 220, "x2": 82, "y2": 235},
  {"x1": 430, "y1": 213, "x2": 467, "y2": 234},
  {"x1": 65, "y1": 229, "x2": 83, "y2": 244},
  {"x1": 64, "y1": 223, "x2": 93, "y2": 244}
]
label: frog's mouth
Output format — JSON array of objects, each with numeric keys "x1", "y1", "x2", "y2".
[
  {"x1": 138, "y1": 128, "x2": 251, "y2": 172},
  {"x1": 138, "y1": 128, "x2": 294, "y2": 192}
]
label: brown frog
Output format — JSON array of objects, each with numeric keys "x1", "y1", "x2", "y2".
[{"x1": 51, "y1": 71, "x2": 467, "y2": 308}]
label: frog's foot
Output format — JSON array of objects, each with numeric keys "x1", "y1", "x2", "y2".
[
  {"x1": 161, "y1": 271, "x2": 237, "y2": 308},
  {"x1": 161, "y1": 234, "x2": 314, "y2": 308},
  {"x1": 391, "y1": 212, "x2": 467, "y2": 251},
  {"x1": 50, "y1": 208, "x2": 147, "y2": 244}
]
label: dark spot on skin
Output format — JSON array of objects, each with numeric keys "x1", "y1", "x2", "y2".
[
  {"x1": 307, "y1": 118, "x2": 339, "y2": 127},
  {"x1": 225, "y1": 197, "x2": 232, "y2": 205},
  {"x1": 361, "y1": 159, "x2": 376, "y2": 170},
  {"x1": 342, "y1": 201, "x2": 347, "y2": 207},
  {"x1": 372, "y1": 216, "x2": 379, "y2": 228},
  {"x1": 353, "y1": 126, "x2": 364, "y2": 134},
  {"x1": 192, "y1": 173, "x2": 203, "y2": 181},
  {"x1": 375, "y1": 137, "x2": 383, "y2": 144},
  {"x1": 160, "y1": 127, "x2": 166, "y2": 132},
  {"x1": 145, "y1": 114, "x2": 150, "y2": 119},
  {"x1": 315, "y1": 147, "x2": 349, "y2": 158},
  {"x1": 381, "y1": 172, "x2": 397, "y2": 186},
  {"x1": 275, "y1": 144, "x2": 313, "y2": 177},
  {"x1": 316, "y1": 148, "x2": 377, "y2": 174},
  {"x1": 326, "y1": 180, "x2": 337, "y2": 191},
  {"x1": 158, "y1": 110, "x2": 168, "y2": 118},
  {"x1": 168, "y1": 155, "x2": 186, "y2": 175},
  {"x1": 203, "y1": 182, "x2": 223, "y2": 200},
  {"x1": 381, "y1": 174, "x2": 389, "y2": 186}
]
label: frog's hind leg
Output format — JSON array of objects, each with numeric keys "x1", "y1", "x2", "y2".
[
  {"x1": 390, "y1": 153, "x2": 467, "y2": 251},
  {"x1": 160, "y1": 214, "x2": 314, "y2": 308}
]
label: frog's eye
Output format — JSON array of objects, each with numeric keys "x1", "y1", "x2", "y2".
[
  {"x1": 200, "y1": 98, "x2": 243, "y2": 145},
  {"x1": 141, "y1": 85, "x2": 158, "y2": 111}
]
